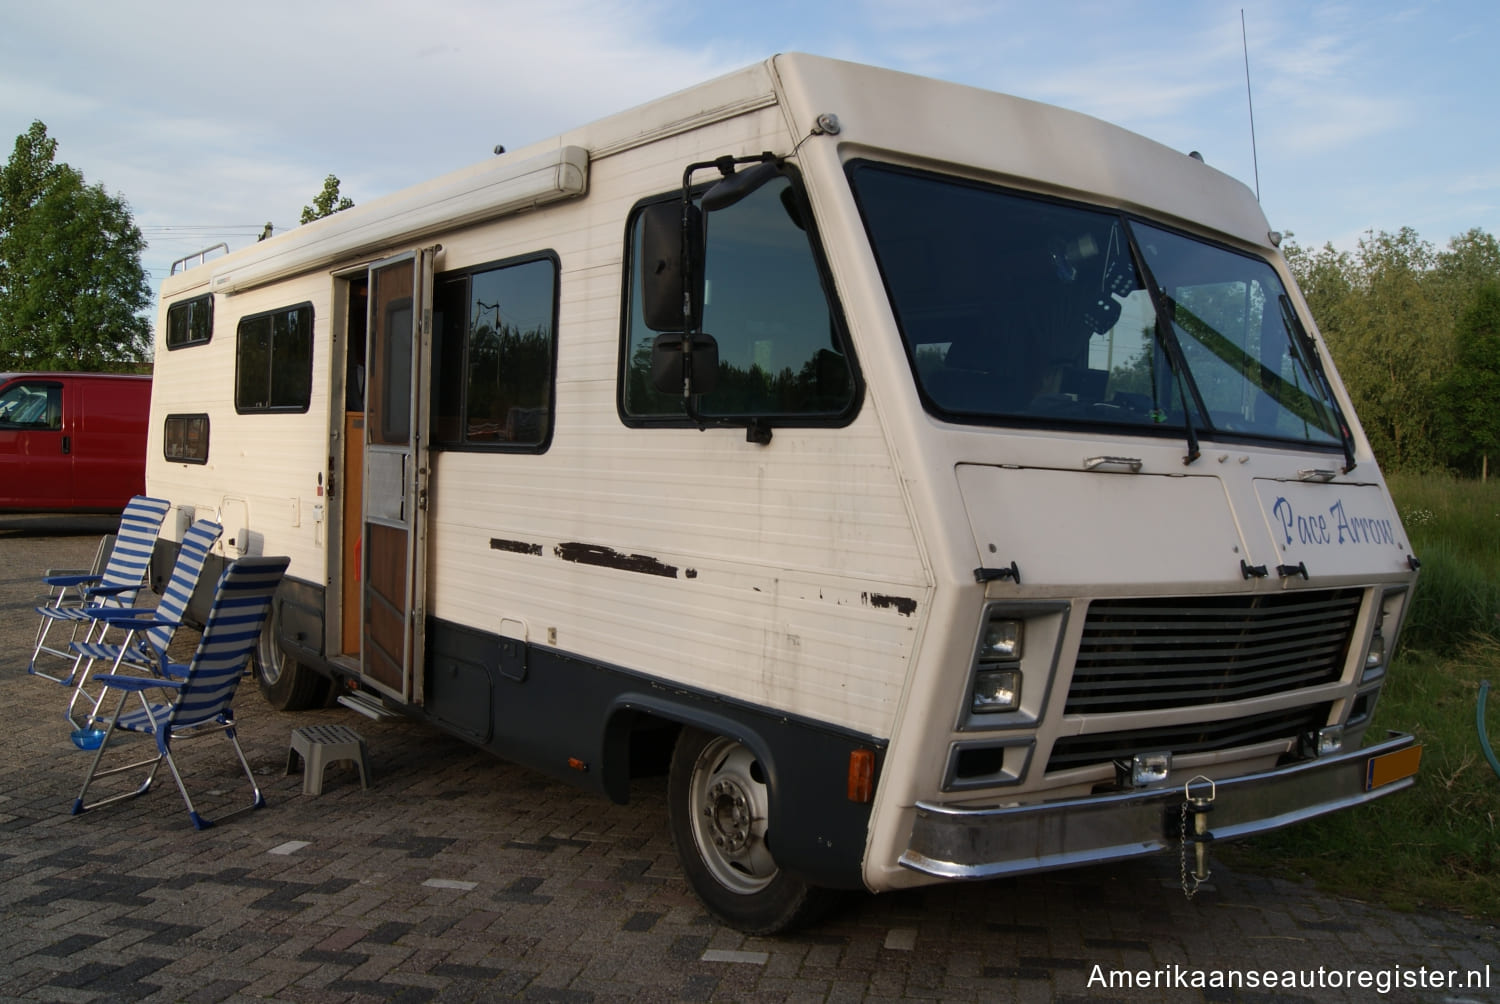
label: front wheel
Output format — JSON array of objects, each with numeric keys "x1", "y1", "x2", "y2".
[
  {"x1": 667, "y1": 727, "x2": 833, "y2": 934},
  {"x1": 254, "y1": 600, "x2": 331, "y2": 711}
]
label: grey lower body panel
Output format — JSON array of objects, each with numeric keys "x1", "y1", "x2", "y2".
[{"x1": 900, "y1": 732, "x2": 1419, "y2": 880}]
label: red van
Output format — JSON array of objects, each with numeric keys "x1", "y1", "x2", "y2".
[{"x1": 0, "y1": 372, "x2": 151, "y2": 513}]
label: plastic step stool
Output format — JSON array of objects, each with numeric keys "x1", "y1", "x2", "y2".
[{"x1": 286, "y1": 724, "x2": 371, "y2": 795}]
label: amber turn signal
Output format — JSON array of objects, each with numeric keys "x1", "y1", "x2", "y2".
[{"x1": 848, "y1": 748, "x2": 875, "y2": 803}]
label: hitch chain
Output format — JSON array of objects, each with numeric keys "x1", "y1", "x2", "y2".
[{"x1": 1179, "y1": 775, "x2": 1216, "y2": 899}]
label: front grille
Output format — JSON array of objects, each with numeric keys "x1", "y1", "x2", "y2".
[
  {"x1": 1045, "y1": 704, "x2": 1331, "y2": 773},
  {"x1": 1066, "y1": 589, "x2": 1361, "y2": 714}
]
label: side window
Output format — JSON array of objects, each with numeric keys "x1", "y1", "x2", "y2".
[
  {"x1": 430, "y1": 254, "x2": 558, "y2": 451},
  {"x1": 621, "y1": 173, "x2": 856, "y2": 423},
  {"x1": 235, "y1": 303, "x2": 314, "y2": 413},
  {"x1": 163, "y1": 413, "x2": 210, "y2": 464},
  {"x1": 0, "y1": 381, "x2": 61, "y2": 428},
  {"x1": 166, "y1": 294, "x2": 213, "y2": 349}
]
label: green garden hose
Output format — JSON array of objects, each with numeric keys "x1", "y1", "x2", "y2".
[{"x1": 1480, "y1": 681, "x2": 1500, "y2": 780}]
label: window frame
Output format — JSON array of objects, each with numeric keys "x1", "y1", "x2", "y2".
[
  {"x1": 233, "y1": 301, "x2": 315, "y2": 415},
  {"x1": 165, "y1": 293, "x2": 214, "y2": 350},
  {"x1": 162, "y1": 412, "x2": 210, "y2": 464},
  {"x1": 615, "y1": 170, "x2": 863, "y2": 430},
  {"x1": 429, "y1": 250, "x2": 560, "y2": 455}
]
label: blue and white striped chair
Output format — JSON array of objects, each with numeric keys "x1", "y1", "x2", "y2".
[
  {"x1": 71, "y1": 555, "x2": 289, "y2": 830},
  {"x1": 65, "y1": 519, "x2": 223, "y2": 728},
  {"x1": 29, "y1": 495, "x2": 172, "y2": 682}
]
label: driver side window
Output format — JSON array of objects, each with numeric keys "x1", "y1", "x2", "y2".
[
  {"x1": 0, "y1": 382, "x2": 61, "y2": 429},
  {"x1": 620, "y1": 175, "x2": 857, "y2": 423}
]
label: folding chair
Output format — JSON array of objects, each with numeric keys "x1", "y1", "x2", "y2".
[
  {"x1": 29, "y1": 495, "x2": 172, "y2": 681},
  {"x1": 71, "y1": 555, "x2": 290, "y2": 831},
  {"x1": 65, "y1": 519, "x2": 223, "y2": 728}
]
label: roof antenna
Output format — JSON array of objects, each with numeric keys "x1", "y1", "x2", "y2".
[{"x1": 1242, "y1": 9, "x2": 1261, "y2": 201}]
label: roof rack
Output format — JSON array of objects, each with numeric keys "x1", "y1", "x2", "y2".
[{"x1": 170, "y1": 243, "x2": 229, "y2": 275}]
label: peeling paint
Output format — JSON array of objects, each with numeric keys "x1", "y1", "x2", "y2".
[
  {"x1": 554, "y1": 542, "x2": 678, "y2": 578},
  {"x1": 490, "y1": 538, "x2": 544, "y2": 556},
  {"x1": 865, "y1": 592, "x2": 918, "y2": 617}
]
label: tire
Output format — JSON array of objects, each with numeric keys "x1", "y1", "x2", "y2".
[
  {"x1": 254, "y1": 600, "x2": 331, "y2": 711},
  {"x1": 667, "y1": 726, "x2": 834, "y2": 934}
]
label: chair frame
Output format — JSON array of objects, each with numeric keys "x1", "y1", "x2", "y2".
[
  {"x1": 65, "y1": 519, "x2": 223, "y2": 729},
  {"x1": 71, "y1": 555, "x2": 289, "y2": 830},
  {"x1": 29, "y1": 496, "x2": 172, "y2": 682}
]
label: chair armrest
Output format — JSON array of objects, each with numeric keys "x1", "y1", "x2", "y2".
[
  {"x1": 87, "y1": 609, "x2": 171, "y2": 628},
  {"x1": 97, "y1": 674, "x2": 185, "y2": 693},
  {"x1": 43, "y1": 573, "x2": 101, "y2": 588},
  {"x1": 83, "y1": 584, "x2": 137, "y2": 599}
]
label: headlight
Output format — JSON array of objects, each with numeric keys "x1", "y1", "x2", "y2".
[
  {"x1": 979, "y1": 618, "x2": 1023, "y2": 661},
  {"x1": 1365, "y1": 625, "x2": 1386, "y2": 670},
  {"x1": 961, "y1": 602, "x2": 1067, "y2": 732},
  {"x1": 971, "y1": 668, "x2": 1021, "y2": 714}
]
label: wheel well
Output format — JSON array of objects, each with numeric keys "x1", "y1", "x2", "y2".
[{"x1": 602, "y1": 709, "x2": 682, "y2": 803}]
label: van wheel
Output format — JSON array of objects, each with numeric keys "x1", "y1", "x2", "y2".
[
  {"x1": 667, "y1": 727, "x2": 832, "y2": 934},
  {"x1": 254, "y1": 602, "x2": 329, "y2": 711}
]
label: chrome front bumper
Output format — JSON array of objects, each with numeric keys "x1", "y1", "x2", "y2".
[{"x1": 900, "y1": 732, "x2": 1421, "y2": 880}]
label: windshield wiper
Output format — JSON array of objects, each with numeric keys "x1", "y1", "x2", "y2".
[
  {"x1": 1278, "y1": 294, "x2": 1356, "y2": 474},
  {"x1": 1123, "y1": 223, "x2": 1205, "y2": 465}
]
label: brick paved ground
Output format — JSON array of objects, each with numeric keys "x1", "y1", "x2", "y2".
[{"x1": 0, "y1": 516, "x2": 1494, "y2": 1002}]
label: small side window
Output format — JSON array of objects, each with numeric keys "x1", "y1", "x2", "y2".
[
  {"x1": 163, "y1": 413, "x2": 210, "y2": 464},
  {"x1": 166, "y1": 294, "x2": 213, "y2": 350},
  {"x1": 430, "y1": 253, "x2": 558, "y2": 451},
  {"x1": 235, "y1": 303, "x2": 314, "y2": 413}
]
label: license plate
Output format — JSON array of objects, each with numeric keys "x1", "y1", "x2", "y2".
[{"x1": 1366, "y1": 744, "x2": 1423, "y2": 790}]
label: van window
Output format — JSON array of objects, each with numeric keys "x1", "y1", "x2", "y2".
[
  {"x1": 166, "y1": 294, "x2": 213, "y2": 349},
  {"x1": 0, "y1": 381, "x2": 61, "y2": 428},
  {"x1": 163, "y1": 413, "x2": 209, "y2": 464},
  {"x1": 235, "y1": 303, "x2": 313, "y2": 413},
  {"x1": 620, "y1": 174, "x2": 856, "y2": 424},
  {"x1": 430, "y1": 254, "x2": 558, "y2": 450}
]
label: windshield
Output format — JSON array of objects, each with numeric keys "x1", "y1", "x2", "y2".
[{"x1": 848, "y1": 162, "x2": 1343, "y2": 450}]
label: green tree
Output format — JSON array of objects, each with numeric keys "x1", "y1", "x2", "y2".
[
  {"x1": 0, "y1": 121, "x2": 152, "y2": 370},
  {"x1": 1433, "y1": 283, "x2": 1500, "y2": 479},
  {"x1": 300, "y1": 174, "x2": 354, "y2": 224},
  {"x1": 1285, "y1": 227, "x2": 1500, "y2": 473}
]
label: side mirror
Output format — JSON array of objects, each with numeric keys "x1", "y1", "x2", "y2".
[
  {"x1": 650, "y1": 332, "x2": 719, "y2": 396},
  {"x1": 702, "y1": 161, "x2": 780, "y2": 212},
  {"x1": 640, "y1": 201, "x2": 703, "y2": 332}
]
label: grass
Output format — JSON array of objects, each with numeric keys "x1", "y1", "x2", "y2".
[{"x1": 1223, "y1": 473, "x2": 1500, "y2": 921}]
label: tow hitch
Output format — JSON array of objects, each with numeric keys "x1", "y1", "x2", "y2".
[{"x1": 1178, "y1": 775, "x2": 1216, "y2": 898}]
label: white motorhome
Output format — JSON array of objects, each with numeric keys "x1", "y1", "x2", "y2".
[{"x1": 146, "y1": 53, "x2": 1422, "y2": 933}]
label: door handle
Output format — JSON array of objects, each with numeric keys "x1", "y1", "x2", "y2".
[{"x1": 61, "y1": 435, "x2": 70, "y2": 455}]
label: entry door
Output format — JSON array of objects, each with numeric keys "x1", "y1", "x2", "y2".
[{"x1": 361, "y1": 248, "x2": 436, "y2": 703}]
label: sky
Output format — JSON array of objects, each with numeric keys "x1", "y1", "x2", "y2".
[{"x1": 1, "y1": 0, "x2": 1496, "y2": 298}]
